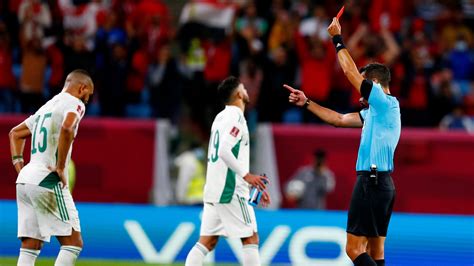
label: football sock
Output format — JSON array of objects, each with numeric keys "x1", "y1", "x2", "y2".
[
  {"x1": 54, "y1": 245, "x2": 82, "y2": 265},
  {"x1": 242, "y1": 244, "x2": 260, "y2": 266},
  {"x1": 185, "y1": 242, "x2": 209, "y2": 266},
  {"x1": 18, "y1": 248, "x2": 40, "y2": 266},
  {"x1": 353, "y1": 252, "x2": 377, "y2": 266}
]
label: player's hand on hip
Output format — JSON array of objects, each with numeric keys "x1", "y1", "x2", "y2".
[
  {"x1": 244, "y1": 173, "x2": 268, "y2": 191},
  {"x1": 327, "y1": 17, "x2": 342, "y2": 37},
  {"x1": 284, "y1": 84, "x2": 307, "y2": 107},
  {"x1": 261, "y1": 191, "x2": 271, "y2": 207},
  {"x1": 56, "y1": 168, "x2": 68, "y2": 189},
  {"x1": 48, "y1": 166, "x2": 67, "y2": 189}
]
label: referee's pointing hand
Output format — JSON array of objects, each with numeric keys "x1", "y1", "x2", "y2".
[
  {"x1": 284, "y1": 84, "x2": 307, "y2": 107},
  {"x1": 327, "y1": 17, "x2": 342, "y2": 37}
]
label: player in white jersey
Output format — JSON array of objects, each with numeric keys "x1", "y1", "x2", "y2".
[
  {"x1": 185, "y1": 76, "x2": 271, "y2": 266},
  {"x1": 9, "y1": 69, "x2": 94, "y2": 266}
]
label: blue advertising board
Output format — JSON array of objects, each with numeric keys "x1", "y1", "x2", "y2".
[{"x1": 0, "y1": 201, "x2": 473, "y2": 265}]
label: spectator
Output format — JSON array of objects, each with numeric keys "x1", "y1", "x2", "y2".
[
  {"x1": 463, "y1": 82, "x2": 474, "y2": 116},
  {"x1": 45, "y1": 38, "x2": 64, "y2": 97},
  {"x1": 101, "y1": 36, "x2": 128, "y2": 117},
  {"x1": 145, "y1": 12, "x2": 170, "y2": 56},
  {"x1": 440, "y1": 10, "x2": 473, "y2": 53},
  {"x1": 439, "y1": 106, "x2": 474, "y2": 133},
  {"x1": 0, "y1": 21, "x2": 16, "y2": 112},
  {"x1": 239, "y1": 58, "x2": 263, "y2": 131},
  {"x1": 18, "y1": 0, "x2": 51, "y2": 42},
  {"x1": 268, "y1": 9, "x2": 295, "y2": 51},
  {"x1": 62, "y1": 29, "x2": 95, "y2": 81},
  {"x1": 347, "y1": 23, "x2": 401, "y2": 68},
  {"x1": 400, "y1": 30, "x2": 434, "y2": 126},
  {"x1": 19, "y1": 36, "x2": 46, "y2": 114},
  {"x1": 122, "y1": 0, "x2": 169, "y2": 48},
  {"x1": 174, "y1": 144, "x2": 206, "y2": 205},
  {"x1": 298, "y1": 4, "x2": 329, "y2": 42},
  {"x1": 259, "y1": 46, "x2": 296, "y2": 122},
  {"x1": 444, "y1": 34, "x2": 474, "y2": 99},
  {"x1": 291, "y1": 0, "x2": 311, "y2": 19},
  {"x1": 126, "y1": 43, "x2": 149, "y2": 105},
  {"x1": 235, "y1": 1, "x2": 268, "y2": 60},
  {"x1": 0, "y1": 0, "x2": 471, "y2": 130},
  {"x1": 59, "y1": 0, "x2": 105, "y2": 52},
  {"x1": 430, "y1": 69, "x2": 458, "y2": 124},
  {"x1": 148, "y1": 43, "x2": 183, "y2": 123},
  {"x1": 285, "y1": 149, "x2": 335, "y2": 210},
  {"x1": 346, "y1": 22, "x2": 400, "y2": 107},
  {"x1": 295, "y1": 32, "x2": 335, "y2": 111}
]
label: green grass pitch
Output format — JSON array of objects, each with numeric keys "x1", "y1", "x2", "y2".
[
  {"x1": 0, "y1": 257, "x2": 238, "y2": 266},
  {"x1": 0, "y1": 257, "x2": 182, "y2": 266}
]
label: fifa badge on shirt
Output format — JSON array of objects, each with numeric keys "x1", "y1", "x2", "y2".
[{"x1": 230, "y1": 126, "x2": 240, "y2": 137}]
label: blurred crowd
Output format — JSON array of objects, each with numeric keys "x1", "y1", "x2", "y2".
[{"x1": 0, "y1": 0, "x2": 473, "y2": 134}]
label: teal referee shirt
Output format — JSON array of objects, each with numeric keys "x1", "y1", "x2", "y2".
[{"x1": 356, "y1": 80, "x2": 401, "y2": 172}]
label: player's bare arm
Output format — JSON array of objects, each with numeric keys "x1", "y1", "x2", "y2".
[
  {"x1": 9, "y1": 122, "x2": 31, "y2": 173},
  {"x1": 327, "y1": 18, "x2": 364, "y2": 93},
  {"x1": 56, "y1": 112, "x2": 80, "y2": 188},
  {"x1": 285, "y1": 84, "x2": 363, "y2": 128}
]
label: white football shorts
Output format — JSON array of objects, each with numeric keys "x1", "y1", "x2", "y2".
[
  {"x1": 200, "y1": 194, "x2": 257, "y2": 238},
  {"x1": 16, "y1": 183, "x2": 81, "y2": 242}
]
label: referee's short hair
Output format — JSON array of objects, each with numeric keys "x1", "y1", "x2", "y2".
[
  {"x1": 217, "y1": 76, "x2": 241, "y2": 104},
  {"x1": 360, "y1": 63, "x2": 391, "y2": 88}
]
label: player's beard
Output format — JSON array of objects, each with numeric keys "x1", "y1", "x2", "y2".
[
  {"x1": 243, "y1": 94, "x2": 250, "y2": 105},
  {"x1": 80, "y1": 96, "x2": 89, "y2": 105}
]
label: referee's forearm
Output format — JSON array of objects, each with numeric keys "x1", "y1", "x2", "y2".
[
  {"x1": 337, "y1": 50, "x2": 360, "y2": 81},
  {"x1": 307, "y1": 101, "x2": 342, "y2": 127},
  {"x1": 332, "y1": 34, "x2": 363, "y2": 93}
]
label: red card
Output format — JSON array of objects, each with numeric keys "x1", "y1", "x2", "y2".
[{"x1": 336, "y1": 5, "x2": 345, "y2": 19}]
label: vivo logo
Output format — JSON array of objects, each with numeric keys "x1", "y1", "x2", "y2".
[{"x1": 124, "y1": 220, "x2": 352, "y2": 265}]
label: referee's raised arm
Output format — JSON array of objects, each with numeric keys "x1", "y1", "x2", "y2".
[{"x1": 327, "y1": 18, "x2": 364, "y2": 94}]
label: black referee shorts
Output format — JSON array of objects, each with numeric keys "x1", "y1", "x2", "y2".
[{"x1": 347, "y1": 171, "x2": 395, "y2": 237}]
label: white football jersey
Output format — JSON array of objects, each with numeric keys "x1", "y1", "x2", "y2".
[
  {"x1": 16, "y1": 92, "x2": 86, "y2": 186},
  {"x1": 204, "y1": 105, "x2": 250, "y2": 203}
]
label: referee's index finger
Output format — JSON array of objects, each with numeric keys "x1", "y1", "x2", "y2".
[{"x1": 283, "y1": 84, "x2": 296, "y2": 93}]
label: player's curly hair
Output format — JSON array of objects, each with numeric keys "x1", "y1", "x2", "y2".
[
  {"x1": 359, "y1": 63, "x2": 391, "y2": 88},
  {"x1": 217, "y1": 76, "x2": 241, "y2": 104}
]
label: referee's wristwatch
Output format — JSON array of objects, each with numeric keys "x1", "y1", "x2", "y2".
[{"x1": 304, "y1": 98, "x2": 311, "y2": 109}]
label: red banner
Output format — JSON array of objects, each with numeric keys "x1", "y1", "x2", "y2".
[
  {"x1": 272, "y1": 125, "x2": 474, "y2": 214},
  {"x1": 0, "y1": 116, "x2": 155, "y2": 203}
]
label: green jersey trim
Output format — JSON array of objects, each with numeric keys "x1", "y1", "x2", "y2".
[
  {"x1": 38, "y1": 172, "x2": 60, "y2": 189},
  {"x1": 219, "y1": 139, "x2": 242, "y2": 203}
]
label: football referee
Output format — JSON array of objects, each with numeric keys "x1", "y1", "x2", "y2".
[{"x1": 285, "y1": 17, "x2": 401, "y2": 266}]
